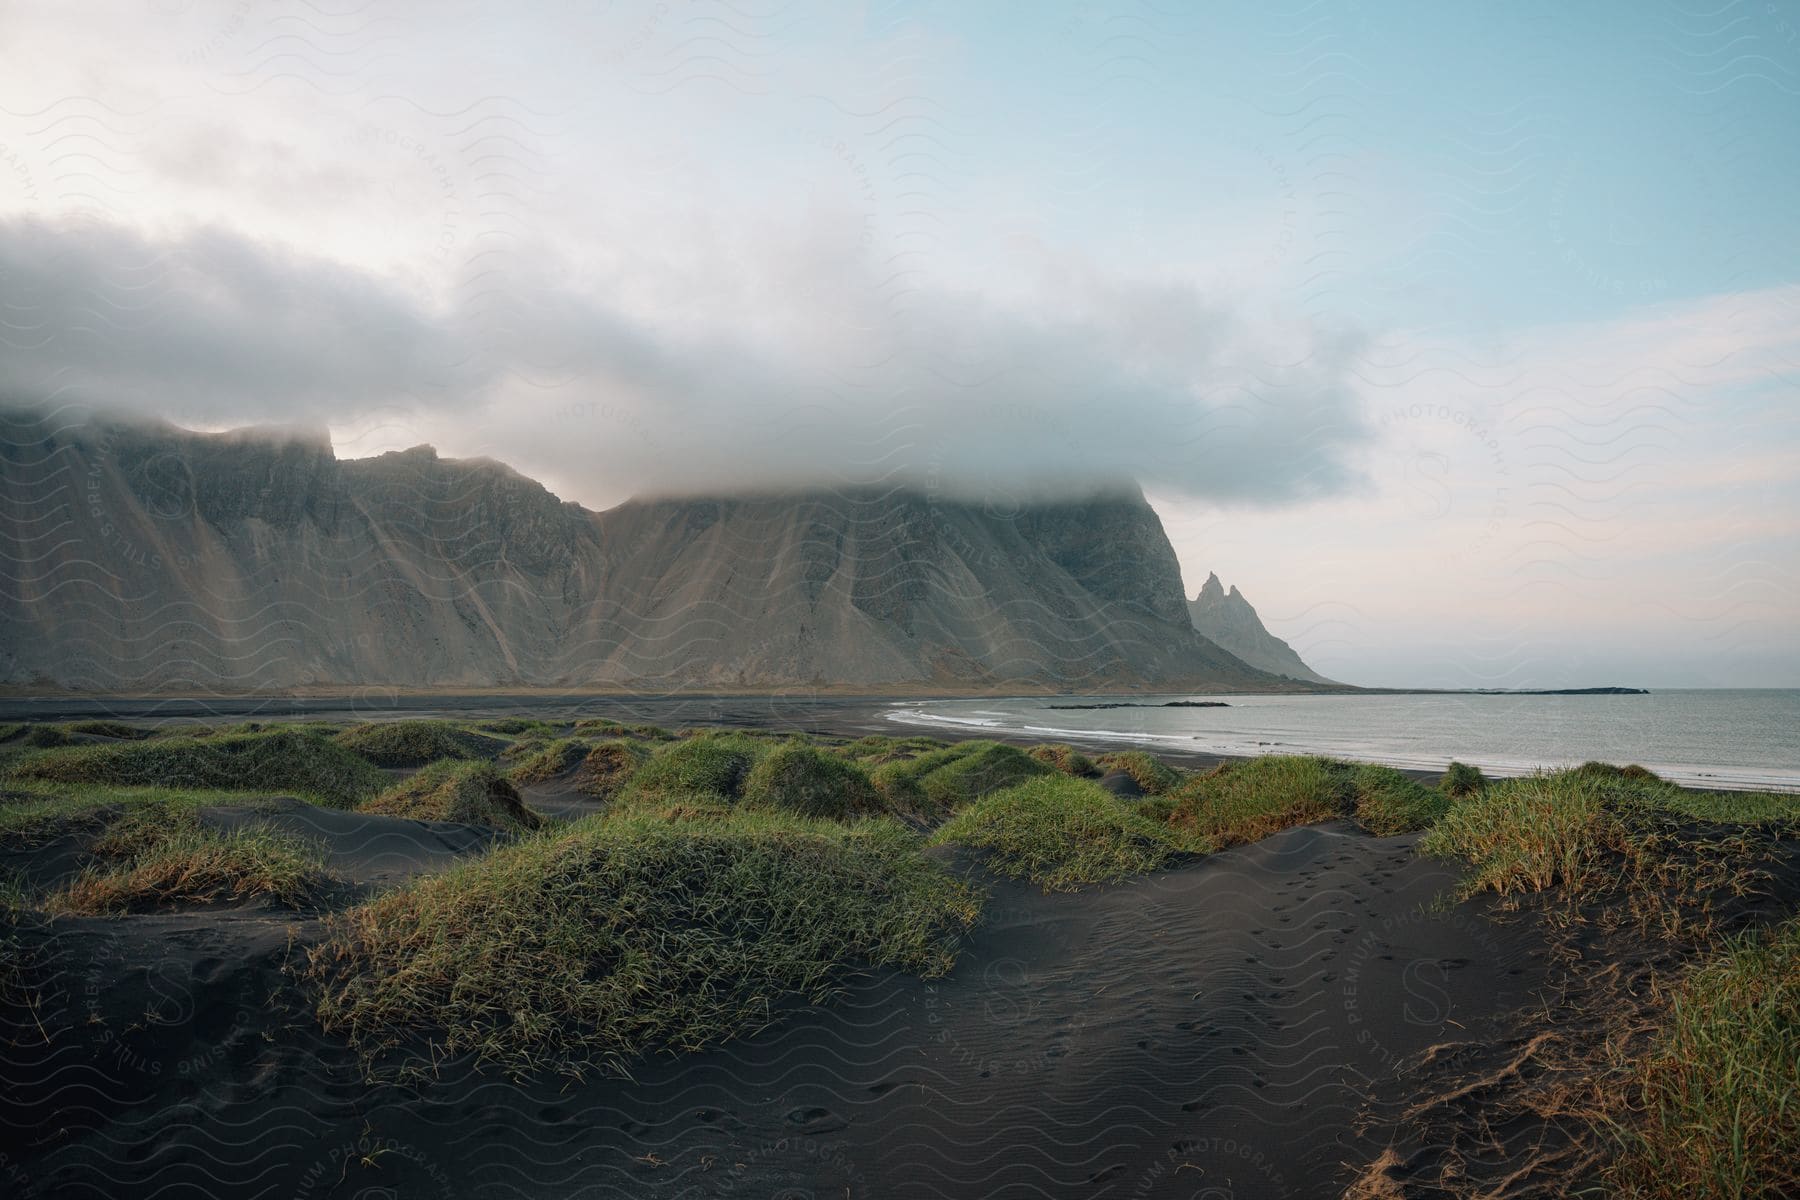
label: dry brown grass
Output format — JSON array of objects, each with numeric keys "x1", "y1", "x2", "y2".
[{"x1": 51, "y1": 823, "x2": 334, "y2": 914}]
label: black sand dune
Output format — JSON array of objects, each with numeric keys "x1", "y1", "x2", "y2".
[
  {"x1": 200, "y1": 798, "x2": 504, "y2": 887},
  {"x1": 3, "y1": 817, "x2": 1556, "y2": 1199}
]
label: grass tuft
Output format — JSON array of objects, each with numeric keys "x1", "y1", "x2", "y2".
[
  {"x1": 1418, "y1": 767, "x2": 1776, "y2": 939},
  {"x1": 477, "y1": 717, "x2": 560, "y2": 737},
  {"x1": 332, "y1": 720, "x2": 507, "y2": 768},
  {"x1": 1353, "y1": 764, "x2": 1451, "y2": 836},
  {"x1": 1028, "y1": 743, "x2": 1100, "y2": 777},
  {"x1": 741, "y1": 742, "x2": 880, "y2": 820},
  {"x1": 934, "y1": 775, "x2": 1176, "y2": 891},
  {"x1": 62, "y1": 720, "x2": 154, "y2": 740},
  {"x1": 1575, "y1": 761, "x2": 1664, "y2": 784},
  {"x1": 869, "y1": 740, "x2": 1051, "y2": 817},
  {"x1": 1420, "y1": 771, "x2": 1617, "y2": 896},
  {"x1": 1094, "y1": 750, "x2": 1183, "y2": 796},
  {"x1": 1157, "y1": 755, "x2": 1354, "y2": 851},
  {"x1": 1604, "y1": 917, "x2": 1800, "y2": 1199},
  {"x1": 572, "y1": 740, "x2": 649, "y2": 799},
  {"x1": 622, "y1": 733, "x2": 773, "y2": 806},
  {"x1": 6, "y1": 729, "x2": 387, "y2": 808},
  {"x1": 834, "y1": 735, "x2": 949, "y2": 765},
  {"x1": 506, "y1": 738, "x2": 591, "y2": 785},
  {"x1": 51, "y1": 821, "x2": 334, "y2": 914},
  {"x1": 308, "y1": 810, "x2": 979, "y2": 1076},
  {"x1": 1440, "y1": 760, "x2": 1487, "y2": 798},
  {"x1": 361, "y1": 761, "x2": 542, "y2": 833}
]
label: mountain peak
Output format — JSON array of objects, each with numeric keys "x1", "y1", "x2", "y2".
[{"x1": 1188, "y1": 574, "x2": 1335, "y2": 685}]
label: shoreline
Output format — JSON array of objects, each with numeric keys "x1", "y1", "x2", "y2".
[
  {"x1": 4, "y1": 706, "x2": 1795, "y2": 1197},
  {"x1": 4, "y1": 691, "x2": 1793, "y2": 795},
  {"x1": 877, "y1": 706, "x2": 1800, "y2": 793}
]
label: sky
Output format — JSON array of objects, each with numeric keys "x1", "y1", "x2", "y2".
[{"x1": 1, "y1": 1, "x2": 1796, "y2": 687}]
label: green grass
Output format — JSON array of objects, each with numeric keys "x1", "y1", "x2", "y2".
[
  {"x1": 361, "y1": 761, "x2": 543, "y2": 833},
  {"x1": 913, "y1": 742, "x2": 1052, "y2": 810},
  {"x1": 572, "y1": 740, "x2": 649, "y2": 799},
  {"x1": 5, "y1": 729, "x2": 388, "y2": 808},
  {"x1": 621, "y1": 732, "x2": 773, "y2": 806},
  {"x1": 834, "y1": 735, "x2": 950, "y2": 765},
  {"x1": 741, "y1": 742, "x2": 880, "y2": 820},
  {"x1": 61, "y1": 720, "x2": 155, "y2": 740},
  {"x1": 1440, "y1": 760, "x2": 1487, "y2": 798},
  {"x1": 1656, "y1": 789, "x2": 1799, "y2": 824},
  {"x1": 49, "y1": 821, "x2": 335, "y2": 915},
  {"x1": 506, "y1": 738, "x2": 591, "y2": 784},
  {"x1": 869, "y1": 741, "x2": 1051, "y2": 817},
  {"x1": 1418, "y1": 767, "x2": 1773, "y2": 939},
  {"x1": 1405, "y1": 760, "x2": 1798, "y2": 1197},
  {"x1": 1572, "y1": 766, "x2": 1799, "y2": 824},
  {"x1": 0, "y1": 871, "x2": 30, "y2": 1011},
  {"x1": 1604, "y1": 917, "x2": 1800, "y2": 1199},
  {"x1": 477, "y1": 717, "x2": 560, "y2": 737},
  {"x1": 308, "y1": 809, "x2": 980, "y2": 1076},
  {"x1": 1094, "y1": 750, "x2": 1183, "y2": 796},
  {"x1": 572, "y1": 718, "x2": 633, "y2": 737},
  {"x1": 1420, "y1": 771, "x2": 1634, "y2": 896},
  {"x1": 332, "y1": 720, "x2": 508, "y2": 768},
  {"x1": 1028, "y1": 743, "x2": 1100, "y2": 777},
  {"x1": 1575, "y1": 761, "x2": 1665, "y2": 784},
  {"x1": 1157, "y1": 755, "x2": 1355, "y2": 851},
  {"x1": 0, "y1": 784, "x2": 278, "y2": 845},
  {"x1": 934, "y1": 775, "x2": 1177, "y2": 891},
  {"x1": 1353, "y1": 764, "x2": 1451, "y2": 836},
  {"x1": 0, "y1": 722, "x2": 22, "y2": 743}
]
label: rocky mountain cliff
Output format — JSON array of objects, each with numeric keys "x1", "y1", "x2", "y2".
[
  {"x1": 0, "y1": 409, "x2": 1304, "y2": 692},
  {"x1": 1187, "y1": 572, "x2": 1333, "y2": 685}
]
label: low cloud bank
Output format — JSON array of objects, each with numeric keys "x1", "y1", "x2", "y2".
[{"x1": 0, "y1": 215, "x2": 1369, "y2": 505}]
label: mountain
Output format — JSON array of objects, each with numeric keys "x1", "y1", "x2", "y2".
[
  {"x1": 1186, "y1": 573, "x2": 1334, "y2": 685},
  {"x1": 0, "y1": 409, "x2": 1308, "y2": 692}
]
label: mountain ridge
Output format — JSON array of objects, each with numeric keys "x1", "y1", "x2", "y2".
[{"x1": 1, "y1": 408, "x2": 1325, "y2": 693}]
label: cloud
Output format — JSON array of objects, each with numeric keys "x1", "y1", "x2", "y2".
[
  {"x1": 0, "y1": 215, "x2": 463, "y2": 420},
  {"x1": 0, "y1": 213, "x2": 1372, "y2": 506}
]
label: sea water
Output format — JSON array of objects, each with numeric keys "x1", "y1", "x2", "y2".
[{"x1": 885, "y1": 689, "x2": 1800, "y2": 792}]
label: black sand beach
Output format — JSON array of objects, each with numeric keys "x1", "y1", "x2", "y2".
[
  {"x1": 6, "y1": 815, "x2": 1550, "y2": 1198},
  {"x1": 3, "y1": 702, "x2": 1794, "y2": 1199}
]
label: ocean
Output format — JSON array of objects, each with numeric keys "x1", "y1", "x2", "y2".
[{"x1": 884, "y1": 689, "x2": 1800, "y2": 792}]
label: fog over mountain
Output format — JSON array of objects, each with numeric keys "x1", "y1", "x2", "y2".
[
  {"x1": 0, "y1": 215, "x2": 1368, "y2": 510},
  {"x1": 0, "y1": 408, "x2": 1301, "y2": 692},
  {"x1": 1, "y1": 0, "x2": 1795, "y2": 688}
]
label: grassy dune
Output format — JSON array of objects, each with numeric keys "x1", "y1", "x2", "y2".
[
  {"x1": 504, "y1": 737, "x2": 591, "y2": 784},
  {"x1": 8, "y1": 729, "x2": 387, "y2": 808},
  {"x1": 934, "y1": 774, "x2": 1176, "y2": 890},
  {"x1": 309, "y1": 810, "x2": 979, "y2": 1076},
  {"x1": 4, "y1": 714, "x2": 1795, "y2": 1191},
  {"x1": 361, "y1": 761, "x2": 543, "y2": 832},
  {"x1": 52, "y1": 822, "x2": 335, "y2": 915},
  {"x1": 869, "y1": 739, "x2": 1050, "y2": 816},
  {"x1": 332, "y1": 720, "x2": 508, "y2": 768}
]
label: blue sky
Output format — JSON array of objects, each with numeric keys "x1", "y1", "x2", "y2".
[{"x1": 1, "y1": 0, "x2": 1795, "y2": 686}]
